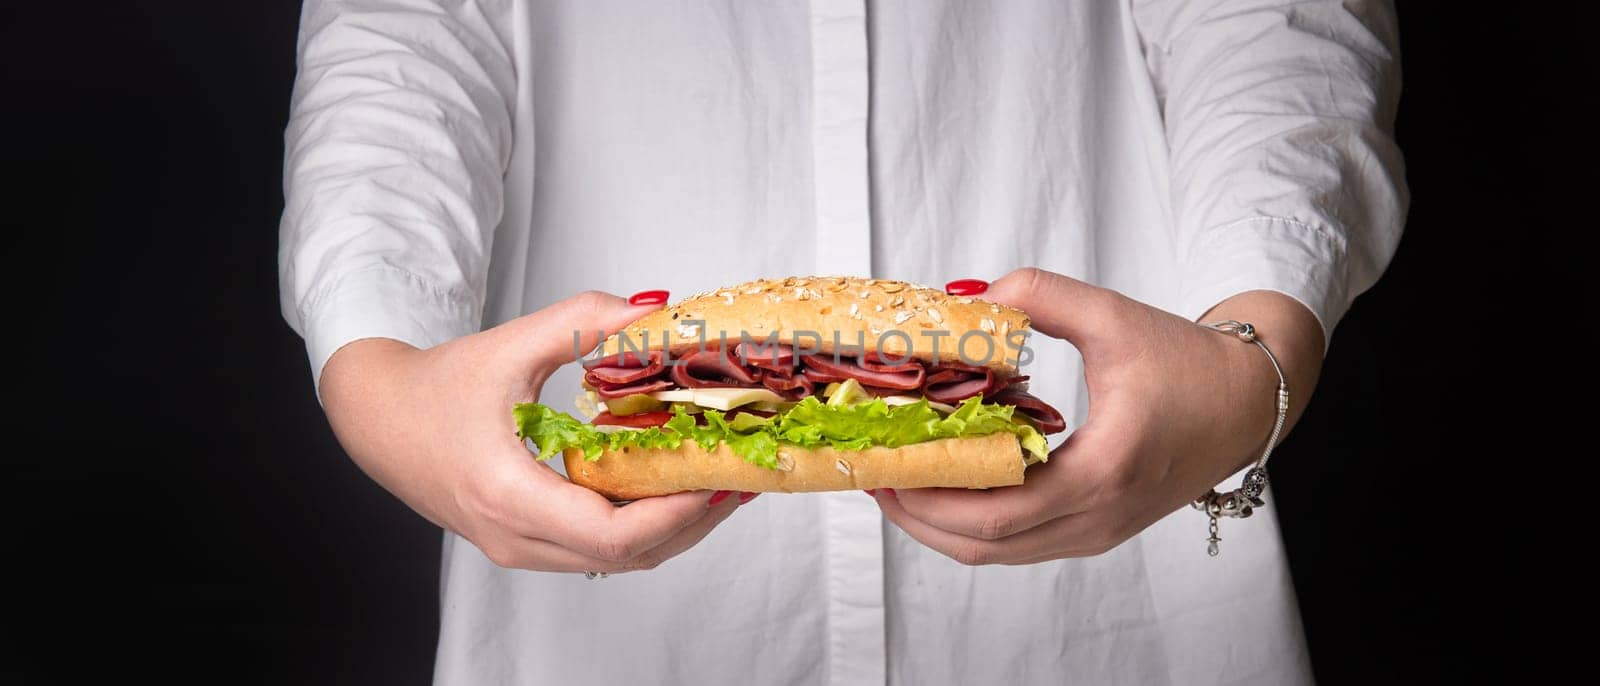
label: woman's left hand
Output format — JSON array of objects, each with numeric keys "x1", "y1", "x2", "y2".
[{"x1": 871, "y1": 267, "x2": 1326, "y2": 564}]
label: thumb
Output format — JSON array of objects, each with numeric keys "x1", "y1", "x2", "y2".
[
  {"x1": 508, "y1": 290, "x2": 666, "y2": 368},
  {"x1": 982, "y1": 267, "x2": 1119, "y2": 349}
]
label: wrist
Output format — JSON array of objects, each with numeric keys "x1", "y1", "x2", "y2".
[
  {"x1": 1197, "y1": 290, "x2": 1324, "y2": 458},
  {"x1": 319, "y1": 337, "x2": 423, "y2": 413}
]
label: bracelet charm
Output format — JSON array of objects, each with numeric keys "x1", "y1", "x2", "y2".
[
  {"x1": 1191, "y1": 320, "x2": 1288, "y2": 557},
  {"x1": 1192, "y1": 468, "x2": 1268, "y2": 556}
]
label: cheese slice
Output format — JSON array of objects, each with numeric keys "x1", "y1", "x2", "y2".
[
  {"x1": 648, "y1": 389, "x2": 696, "y2": 403},
  {"x1": 649, "y1": 387, "x2": 787, "y2": 411},
  {"x1": 647, "y1": 386, "x2": 958, "y2": 414},
  {"x1": 687, "y1": 388, "x2": 787, "y2": 411},
  {"x1": 880, "y1": 395, "x2": 957, "y2": 414}
]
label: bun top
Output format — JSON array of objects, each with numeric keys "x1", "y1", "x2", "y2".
[{"x1": 597, "y1": 276, "x2": 1031, "y2": 375}]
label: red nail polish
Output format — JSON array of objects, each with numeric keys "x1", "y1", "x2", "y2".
[
  {"x1": 945, "y1": 279, "x2": 988, "y2": 296},
  {"x1": 629, "y1": 289, "x2": 670, "y2": 306},
  {"x1": 863, "y1": 489, "x2": 877, "y2": 496},
  {"x1": 881, "y1": 488, "x2": 897, "y2": 497},
  {"x1": 738, "y1": 491, "x2": 759, "y2": 504},
  {"x1": 708, "y1": 490, "x2": 732, "y2": 505}
]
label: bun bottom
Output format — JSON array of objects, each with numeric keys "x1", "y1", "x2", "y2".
[{"x1": 563, "y1": 433, "x2": 1025, "y2": 500}]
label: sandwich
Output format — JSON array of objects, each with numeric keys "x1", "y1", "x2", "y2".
[{"x1": 512, "y1": 276, "x2": 1067, "y2": 500}]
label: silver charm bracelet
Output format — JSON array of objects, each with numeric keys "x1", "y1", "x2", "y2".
[{"x1": 1190, "y1": 320, "x2": 1289, "y2": 557}]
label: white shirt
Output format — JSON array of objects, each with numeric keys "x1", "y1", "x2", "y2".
[{"x1": 279, "y1": 1, "x2": 1406, "y2": 684}]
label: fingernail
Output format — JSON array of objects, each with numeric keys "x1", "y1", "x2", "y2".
[
  {"x1": 945, "y1": 279, "x2": 988, "y2": 296},
  {"x1": 628, "y1": 289, "x2": 670, "y2": 306},
  {"x1": 738, "y1": 491, "x2": 759, "y2": 504},
  {"x1": 708, "y1": 490, "x2": 732, "y2": 506},
  {"x1": 863, "y1": 489, "x2": 877, "y2": 496},
  {"x1": 881, "y1": 488, "x2": 897, "y2": 497}
]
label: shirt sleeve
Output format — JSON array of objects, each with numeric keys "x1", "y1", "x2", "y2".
[
  {"x1": 277, "y1": 0, "x2": 517, "y2": 395},
  {"x1": 1132, "y1": 0, "x2": 1408, "y2": 349}
]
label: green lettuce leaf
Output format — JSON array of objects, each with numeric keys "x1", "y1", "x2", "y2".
[
  {"x1": 512, "y1": 402, "x2": 683, "y2": 461},
  {"x1": 512, "y1": 394, "x2": 1052, "y2": 470}
]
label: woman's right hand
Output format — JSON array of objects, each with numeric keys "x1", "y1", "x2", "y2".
[{"x1": 317, "y1": 291, "x2": 749, "y2": 574}]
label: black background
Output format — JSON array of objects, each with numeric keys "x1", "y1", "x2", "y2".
[{"x1": 2, "y1": 3, "x2": 1569, "y2": 684}]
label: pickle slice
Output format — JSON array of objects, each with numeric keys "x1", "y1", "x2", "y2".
[{"x1": 604, "y1": 394, "x2": 666, "y2": 416}]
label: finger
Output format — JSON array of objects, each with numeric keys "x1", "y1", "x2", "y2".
[
  {"x1": 891, "y1": 454, "x2": 1081, "y2": 541},
  {"x1": 506, "y1": 289, "x2": 665, "y2": 368},
  {"x1": 892, "y1": 415, "x2": 1139, "y2": 540},
  {"x1": 479, "y1": 532, "x2": 639, "y2": 573},
  {"x1": 875, "y1": 490, "x2": 1121, "y2": 565},
  {"x1": 508, "y1": 462, "x2": 732, "y2": 563},
  {"x1": 485, "y1": 489, "x2": 743, "y2": 573},
  {"x1": 606, "y1": 489, "x2": 745, "y2": 571},
  {"x1": 983, "y1": 267, "x2": 1122, "y2": 349},
  {"x1": 1001, "y1": 504, "x2": 1171, "y2": 565}
]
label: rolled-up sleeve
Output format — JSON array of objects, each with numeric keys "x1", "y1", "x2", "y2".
[
  {"x1": 1133, "y1": 0, "x2": 1408, "y2": 349},
  {"x1": 278, "y1": 0, "x2": 516, "y2": 393}
]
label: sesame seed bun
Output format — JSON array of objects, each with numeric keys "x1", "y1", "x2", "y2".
[
  {"x1": 597, "y1": 276, "x2": 1030, "y2": 375},
  {"x1": 563, "y1": 432, "x2": 1024, "y2": 500}
]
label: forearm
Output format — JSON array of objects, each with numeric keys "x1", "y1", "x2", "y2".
[
  {"x1": 280, "y1": 0, "x2": 517, "y2": 392},
  {"x1": 1197, "y1": 290, "x2": 1325, "y2": 469}
]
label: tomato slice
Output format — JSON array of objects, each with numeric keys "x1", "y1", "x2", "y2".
[{"x1": 592, "y1": 410, "x2": 674, "y2": 428}]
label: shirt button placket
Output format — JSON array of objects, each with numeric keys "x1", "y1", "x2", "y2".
[{"x1": 808, "y1": 0, "x2": 884, "y2": 684}]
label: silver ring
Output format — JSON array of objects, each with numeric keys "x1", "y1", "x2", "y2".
[{"x1": 583, "y1": 571, "x2": 609, "y2": 580}]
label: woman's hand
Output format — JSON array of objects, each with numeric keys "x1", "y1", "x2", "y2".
[
  {"x1": 318, "y1": 291, "x2": 748, "y2": 574},
  {"x1": 872, "y1": 268, "x2": 1325, "y2": 564}
]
